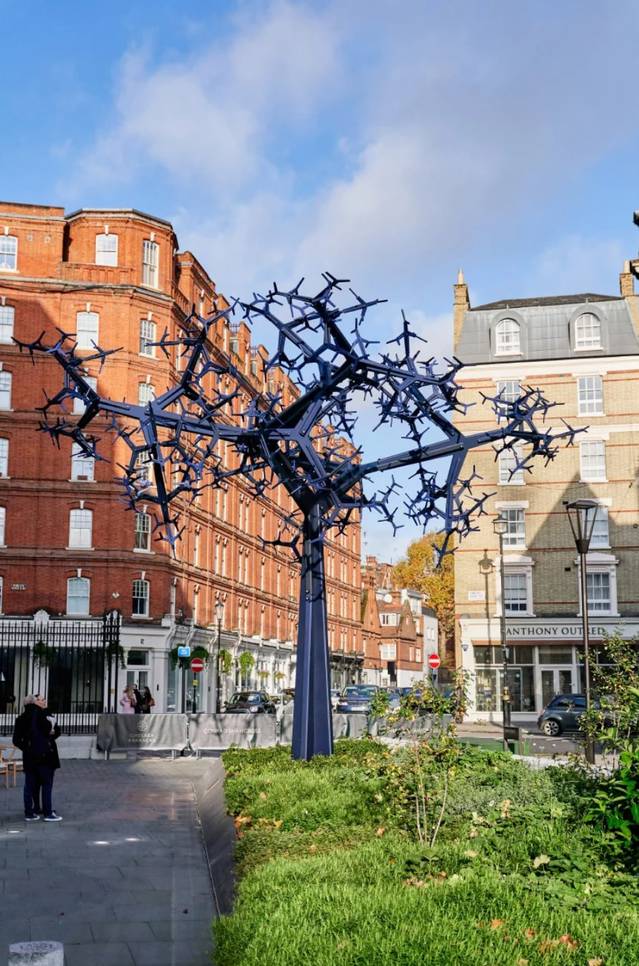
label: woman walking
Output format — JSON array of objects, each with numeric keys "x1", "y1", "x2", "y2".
[{"x1": 119, "y1": 685, "x2": 137, "y2": 714}]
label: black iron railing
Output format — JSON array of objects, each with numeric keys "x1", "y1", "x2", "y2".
[{"x1": 0, "y1": 612, "x2": 121, "y2": 735}]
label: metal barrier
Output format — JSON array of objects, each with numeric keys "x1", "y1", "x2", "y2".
[
  {"x1": 189, "y1": 713, "x2": 277, "y2": 752},
  {"x1": 96, "y1": 713, "x2": 188, "y2": 755}
]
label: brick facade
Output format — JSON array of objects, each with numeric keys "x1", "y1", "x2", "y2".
[{"x1": 0, "y1": 201, "x2": 362, "y2": 709}]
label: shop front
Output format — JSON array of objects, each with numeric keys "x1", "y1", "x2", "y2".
[{"x1": 460, "y1": 617, "x2": 639, "y2": 722}]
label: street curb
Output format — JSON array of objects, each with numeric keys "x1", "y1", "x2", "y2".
[{"x1": 193, "y1": 757, "x2": 236, "y2": 918}]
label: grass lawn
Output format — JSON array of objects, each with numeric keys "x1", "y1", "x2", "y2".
[{"x1": 213, "y1": 739, "x2": 639, "y2": 966}]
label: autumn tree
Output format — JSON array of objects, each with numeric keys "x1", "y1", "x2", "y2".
[{"x1": 393, "y1": 533, "x2": 455, "y2": 658}]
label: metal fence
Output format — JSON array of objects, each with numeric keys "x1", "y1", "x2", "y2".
[{"x1": 0, "y1": 612, "x2": 121, "y2": 735}]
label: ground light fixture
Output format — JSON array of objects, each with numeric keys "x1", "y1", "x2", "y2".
[
  {"x1": 492, "y1": 515, "x2": 512, "y2": 751},
  {"x1": 565, "y1": 499, "x2": 599, "y2": 764}
]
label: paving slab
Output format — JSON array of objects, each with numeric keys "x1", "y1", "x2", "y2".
[{"x1": 1, "y1": 758, "x2": 219, "y2": 964}]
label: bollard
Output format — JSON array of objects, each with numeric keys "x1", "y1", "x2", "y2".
[{"x1": 9, "y1": 941, "x2": 64, "y2": 966}]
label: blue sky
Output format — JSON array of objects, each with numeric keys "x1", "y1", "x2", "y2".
[{"x1": 3, "y1": 1, "x2": 639, "y2": 560}]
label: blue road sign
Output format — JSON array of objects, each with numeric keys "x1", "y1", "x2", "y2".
[{"x1": 177, "y1": 645, "x2": 191, "y2": 658}]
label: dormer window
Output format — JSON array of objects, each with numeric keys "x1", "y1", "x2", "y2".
[
  {"x1": 95, "y1": 233, "x2": 118, "y2": 267},
  {"x1": 574, "y1": 312, "x2": 601, "y2": 350},
  {"x1": 495, "y1": 318, "x2": 520, "y2": 356}
]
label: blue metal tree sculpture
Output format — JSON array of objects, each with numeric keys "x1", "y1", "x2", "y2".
[{"x1": 16, "y1": 274, "x2": 578, "y2": 759}]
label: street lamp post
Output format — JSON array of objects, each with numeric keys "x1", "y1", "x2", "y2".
[
  {"x1": 493, "y1": 516, "x2": 511, "y2": 752},
  {"x1": 565, "y1": 499, "x2": 599, "y2": 765},
  {"x1": 214, "y1": 600, "x2": 224, "y2": 714}
]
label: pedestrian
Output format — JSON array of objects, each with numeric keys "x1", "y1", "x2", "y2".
[
  {"x1": 119, "y1": 685, "x2": 137, "y2": 714},
  {"x1": 140, "y1": 686, "x2": 155, "y2": 714},
  {"x1": 12, "y1": 693, "x2": 62, "y2": 822},
  {"x1": 133, "y1": 685, "x2": 143, "y2": 714}
]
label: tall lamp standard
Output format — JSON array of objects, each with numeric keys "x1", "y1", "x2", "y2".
[
  {"x1": 214, "y1": 599, "x2": 224, "y2": 714},
  {"x1": 493, "y1": 515, "x2": 511, "y2": 752},
  {"x1": 565, "y1": 499, "x2": 599, "y2": 765}
]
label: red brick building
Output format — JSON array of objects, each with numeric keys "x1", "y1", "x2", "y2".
[
  {"x1": 360, "y1": 556, "x2": 438, "y2": 687},
  {"x1": 0, "y1": 201, "x2": 362, "y2": 712}
]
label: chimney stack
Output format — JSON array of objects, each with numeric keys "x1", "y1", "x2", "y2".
[{"x1": 453, "y1": 268, "x2": 470, "y2": 351}]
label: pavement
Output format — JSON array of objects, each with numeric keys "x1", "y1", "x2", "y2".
[{"x1": 0, "y1": 758, "x2": 219, "y2": 966}]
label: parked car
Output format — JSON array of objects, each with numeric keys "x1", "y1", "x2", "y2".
[
  {"x1": 335, "y1": 685, "x2": 380, "y2": 714},
  {"x1": 224, "y1": 691, "x2": 276, "y2": 715},
  {"x1": 537, "y1": 693, "x2": 587, "y2": 736},
  {"x1": 330, "y1": 689, "x2": 341, "y2": 710}
]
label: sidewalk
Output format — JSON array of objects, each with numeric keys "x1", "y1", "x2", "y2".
[{"x1": 0, "y1": 758, "x2": 217, "y2": 966}]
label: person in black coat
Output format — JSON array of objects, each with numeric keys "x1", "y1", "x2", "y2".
[{"x1": 12, "y1": 694, "x2": 62, "y2": 822}]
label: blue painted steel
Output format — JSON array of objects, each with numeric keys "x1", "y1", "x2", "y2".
[{"x1": 15, "y1": 275, "x2": 580, "y2": 760}]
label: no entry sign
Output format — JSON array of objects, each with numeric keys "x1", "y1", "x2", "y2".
[
  {"x1": 427, "y1": 653, "x2": 441, "y2": 670},
  {"x1": 191, "y1": 657, "x2": 205, "y2": 673}
]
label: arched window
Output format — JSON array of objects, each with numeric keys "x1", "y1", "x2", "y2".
[
  {"x1": 67, "y1": 577, "x2": 90, "y2": 615},
  {"x1": 0, "y1": 235, "x2": 17, "y2": 271},
  {"x1": 495, "y1": 318, "x2": 521, "y2": 355},
  {"x1": 574, "y1": 313, "x2": 601, "y2": 350},
  {"x1": 76, "y1": 311, "x2": 99, "y2": 350},
  {"x1": 0, "y1": 305, "x2": 14, "y2": 342},
  {"x1": 69, "y1": 508, "x2": 93, "y2": 548},
  {"x1": 95, "y1": 233, "x2": 118, "y2": 267},
  {"x1": 132, "y1": 578, "x2": 150, "y2": 617}
]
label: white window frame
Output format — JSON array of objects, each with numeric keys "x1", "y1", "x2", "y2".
[
  {"x1": 501, "y1": 507, "x2": 526, "y2": 548},
  {"x1": 71, "y1": 443, "x2": 95, "y2": 482},
  {"x1": 0, "y1": 235, "x2": 17, "y2": 272},
  {"x1": 498, "y1": 446, "x2": 524, "y2": 485},
  {"x1": 138, "y1": 382, "x2": 155, "y2": 406},
  {"x1": 139, "y1": 319, "x2": 156, "y2": 357},
  {"x1": 68, "y1": 508, "x2": 93, "y2": 549},
  {"x1": 67, "y1": 576, "x2": 90, "y2": 616},
  {"x1": 503, "y1": 571, "x2": 529, "y2": 614},
  {"x1": 580, "y1": 439, "x2": 606, "y2": 482},
  {"x1": 496, "y1": 556, "x2": 535, "y2": 617},
  {"x1": 0, "y1": 371, "x2": 12, "y2": 410},
  {"x1": 586, "y1": 569, "x2": 612, "y2": 614},
  {"x1": 577, "y1": 375, "x2": 604, "y2": 416},
  {"x1": 76, "y1": 311, "x2": 99, "y2": 350},
  {"x1": 95, "y1": 233, "x2": 118, "y2": 267},
  {"x1": 590, "y1": 505, "x2": 610, "y2": 549},
  {"x1": 0, "y1": 505, "x2": 5, "y2": 546},
  {"x1": 0, "y1": 305, "x2": 14, "y2": 343},
  {"x1": 73, "y1": 376, "x2": 97, "y2": 415},
  {"x1": 0, "y1": 438, "x2": 8, "y2": 477},
  {"x1": 134, "y1": 511, "x2": 152, "y2": 551},
  {"x1": 132, "y1": 578, "x2": 150, "y2": 617},
  {"x1": 574, "y1": 313, "x2": 602, "y2": 351},
  {"x1": 142, "y1": 240, "x2": 159, "y2": 289},
  {"x1": 495, "y1": 318, "x2": 521, "y2": 356}
]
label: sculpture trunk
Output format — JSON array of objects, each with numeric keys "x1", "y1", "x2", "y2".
[{"x1": 292, "y1": 505, "x2": 334, "y2": 760}]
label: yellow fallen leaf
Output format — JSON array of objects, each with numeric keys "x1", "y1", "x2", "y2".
[
  {"x1": 533, "y1": 854, "x2": 551, "y2": 868},
  {"x1": 588, "y1": 959, "x2": 604, "y2": 966},
  {"x1": 308, "y1": 844, "x2": 318, "y2": 854},
  {"x1": 490, "y1": 918, "x2": 505, "y2": 930},
  {"x1": 375, "y1": 827, "x2": 386, "y2": 837},
  {"x1": 259, "y1": 791, "x2": 268, "y2": 800},
  {"x1": 500, "y1": 798, "x2": 512, "y2": 818},
  {"x1": 524, "y1": 928, "x2": 536, "y2": 940},
  {"x1": 517, "y1": 960, "x2": 529, "y2": 966},
  {"x1": 539, "y1": 938, "x2": 561, "y2": 953},
  {"x1": 464, "y1": 850, "x2": 479, "y2": 858},
  {"x1": 469, "y1": 828, "x2": 479, "y2": 838},
  {"x1": 404, "y1": 877, "x2": 427, "y2": 888}
]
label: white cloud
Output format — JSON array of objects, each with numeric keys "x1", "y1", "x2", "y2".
[{"x1": 528, "y1": 235, "x2": 626, "y2": 298}]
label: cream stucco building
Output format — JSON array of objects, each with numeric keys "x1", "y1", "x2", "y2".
[{"x1": 453, "y1": 215, "x2": 639, "y2": 721}]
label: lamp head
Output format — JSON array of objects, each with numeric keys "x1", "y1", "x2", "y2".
[
  {"x1": 565, "y1": 499, "x2": 599, "y2": 554},
  {"x1": 493, "y1": 516, "x2": 508, "y2": 536}
]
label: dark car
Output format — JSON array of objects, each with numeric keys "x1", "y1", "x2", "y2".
[
  {"x1": 537, "y1": 693, "x2": 587, "y2": 736},
  {"x1": 224, "y1": 691, "x2": 276, "y2": 715},
  {"x1": 335, "y1": 685, "x2": 380, "y2": 714}
]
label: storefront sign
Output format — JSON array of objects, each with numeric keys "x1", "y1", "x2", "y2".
[
  {"x1": 506, "y1": 622, "x2": 634, "y2": 640},
  {"x1": 467, "y1": 590, "x2": 485, "y2": 602}
]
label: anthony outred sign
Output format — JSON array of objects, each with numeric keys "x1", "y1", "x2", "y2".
[
  {"x1": 427, "y1": 653, "x2": 441, "y2": 670},
  {"x1": 191, "y1": 658, "x2": 205, "y2": 673}
]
